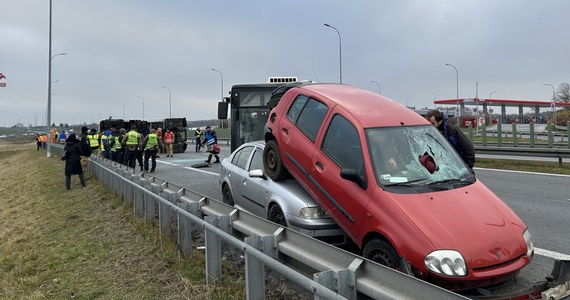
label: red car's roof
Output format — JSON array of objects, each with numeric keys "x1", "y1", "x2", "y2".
[{"x1": 296, "y1": 83, "x2": 430, "y2": 128}]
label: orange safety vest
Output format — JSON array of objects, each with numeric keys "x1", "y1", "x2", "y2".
[{"x1": 164, "y1": 132, "x2": 174, "y2": 144}]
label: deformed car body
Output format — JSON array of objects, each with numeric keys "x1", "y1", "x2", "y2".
[
  {"x1": 263, "y1": 82, "x2": 533, "y2": 290},
  {"x1": 219, "y1": 140, "x2": 348, "y2": 245}
]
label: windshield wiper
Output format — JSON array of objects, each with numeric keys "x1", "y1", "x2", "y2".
[
  {"x1": 427, "y1": 177, "x2": 474, "y2": 186},
  {"x1": 384, "y1": 178, "x2": 429, "y2": 187}
]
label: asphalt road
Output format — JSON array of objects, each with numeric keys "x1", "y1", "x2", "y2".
[{"x1": 149, "y1": 145, "x2": 570, "y2": 296}]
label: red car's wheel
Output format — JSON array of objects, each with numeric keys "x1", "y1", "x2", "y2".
[
  {"x1": 363, "y1": 238, "x2": 401, "y2": 270},
  {"x1": 263, "y1": 139, "x2": 288, "y2": 181}
]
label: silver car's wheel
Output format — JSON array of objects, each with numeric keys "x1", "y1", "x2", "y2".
[
  {"x1": 268, "y1": 205, "x2": 287, "y2": 227},
  {"x1": 222, "y1": 184, "x2": 235, "y2": 206}
]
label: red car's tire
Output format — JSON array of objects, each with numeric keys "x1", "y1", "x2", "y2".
[
  {"x1": 263, "y1": 139, "x2": 288, "y2": 181},
  {"x1": 363, "y1": 238, "x2": 401, "y2": 270}
]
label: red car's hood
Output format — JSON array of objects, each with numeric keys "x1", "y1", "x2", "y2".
[{"x1": 390, "y1": 180, "x2": 528, "y2": 269}]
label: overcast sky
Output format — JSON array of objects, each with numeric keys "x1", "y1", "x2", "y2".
[{"x1": 1, "y1": 0, "x2": 569, "y2": 127}]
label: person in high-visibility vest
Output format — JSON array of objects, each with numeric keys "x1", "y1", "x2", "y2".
[
  {"x1": 142, "y1": 129, "x2": 162, "y2": 172},
  {"x1": 99, "y1": 129, "x2": 109, "y2": 159},
  {"x1": 163, "y1": 128, "x2": 174, "y2": 157},
  {"x1": 87, "y1": 128, "x2": 100, "y2": 156},
  {"x1": 122, "y1": 127, "x2": 142, "y2": 169},
  {"x1": 109, "y1": 128, "x2": 125, "y2": 163}
]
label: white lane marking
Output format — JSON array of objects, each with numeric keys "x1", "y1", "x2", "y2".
[
  {"x1": 158, "y1": 160, "x2": 219, "y2": 176},
  {"x1": 535, "y1": 247, "x2": 570, "y2": 260},
  {"x1": 474, "y1": 167, "x2": 570, "y2": 178}
]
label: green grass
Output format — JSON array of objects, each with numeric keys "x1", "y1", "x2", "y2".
[
  {"x1": 0, "y1": 142, "x2": 246, "y2": 299},
  {"x1": 475, "y1": 158, "x2": 570, "y2": 175}
]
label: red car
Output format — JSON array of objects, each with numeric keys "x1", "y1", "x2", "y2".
[{"x1": 263, "y1": 83, "x2": 533, "y2": 290}]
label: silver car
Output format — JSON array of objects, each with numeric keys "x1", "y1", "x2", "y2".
[{"x1": 219, "y1": 141, "x2": 347, "y2": 245}]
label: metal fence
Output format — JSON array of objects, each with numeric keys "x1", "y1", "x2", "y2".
[{"x1": 50, "y1": 143, "x2": 465, "y2": 299}]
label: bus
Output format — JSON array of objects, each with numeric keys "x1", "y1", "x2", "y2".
[{"x1": 218, "y1": 77, "x2": 298, "y2": 152}]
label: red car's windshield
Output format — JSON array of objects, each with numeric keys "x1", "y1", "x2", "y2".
[{"x1": 366, "y1": 125, "x2": 474, "y2": 188}]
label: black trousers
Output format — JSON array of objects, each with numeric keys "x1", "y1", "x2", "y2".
[
  {"x1": 144, "y1": 149, "x2": 157, "y2": 172},
  {"x1": 66, "y1": 174, "x2": 85, "y2": 189}
]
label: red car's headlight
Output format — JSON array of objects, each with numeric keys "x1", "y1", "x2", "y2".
[{"x1": 425, "y1": 250, "x2": 467, "y2": 277}]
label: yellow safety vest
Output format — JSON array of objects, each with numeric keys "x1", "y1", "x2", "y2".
[
  {"x1": 88, "y1": 134, "x2": 99, "y2": 148},
  {"x1": 111, "y1": 135, "x2": 122, "y2": 152},
  {"x1": 146, "y1": 133, "x2": 158, "y2": 150},
  {"x1": 126, "y1": 130, "x2": 138, "y2": 145},
  {"x1": 100, "y1": 135, "x2": 108, "y2": 151}
]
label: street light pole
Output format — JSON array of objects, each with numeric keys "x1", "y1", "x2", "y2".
[
  {"x1": 544, "y1": 83, "x2": 556, "y2": 125},
  {"x1": 162, "y1": 86, "x2": 172, "y2": 118},
  {"x1": 324, "y1": 23, "x2": 342, "y2": 84},
  {"x1": 211, "y1": 68, "x2": 224, "y2": 129},
  {"x1": 445, "y1": 63, "x2": 459, "y2": 126},
  {"x1": 406, "y1": 98, "x2": 413, "y2": 108},
  {"x1": 371, "y1": 80, "x2": 381, "y2": 94},
  {"x1": 137, "y1": 96, "x2": 145, "y2": 119}
]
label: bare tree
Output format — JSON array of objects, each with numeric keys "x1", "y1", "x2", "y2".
[{"x1": 556, "y1": 83, "x2": 570, "y2": 104}]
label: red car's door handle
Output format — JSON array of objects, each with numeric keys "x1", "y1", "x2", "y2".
[{"x1": 315, "y1": 161, "x2": 323, "y2": 169}]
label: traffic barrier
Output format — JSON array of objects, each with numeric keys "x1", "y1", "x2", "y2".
[{"x1": 50, "y1": 143, "x2": 465, "y2": 299}]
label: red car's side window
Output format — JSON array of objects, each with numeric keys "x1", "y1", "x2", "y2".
[{"x1": 286, "y1": 95, "x2": 328, "y2": 143}]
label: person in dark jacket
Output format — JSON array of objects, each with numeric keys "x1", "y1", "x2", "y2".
[
  {"x1": 63, "y1": 133, "x2": 86, "y2": 190},
  {"x1": 426, "y1": 109, "x2": 475, "y2": 169}
]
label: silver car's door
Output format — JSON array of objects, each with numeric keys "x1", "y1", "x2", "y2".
[
  {"x1": 229, "y1": 146, "x2": 255, "y2": 208},
  {"x1": 240, "y1": 147, "x2": 269, "y2": 218}
]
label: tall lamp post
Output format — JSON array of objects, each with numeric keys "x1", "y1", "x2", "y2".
[
  {"x1": 137, "y1": 96, "x2": 145, "y2": 119},
  {"x1": 324, "y1": 23, "x2": 342, "y2": 84},
  {"x1": 445, "y1": 63, "x2": 459, "y2": 125},
  {"x1": 371, "y1": 80, "x2": 381, "y2": 94},
  {"x1": 162, "y1": 86, "x2": 172, "y2": 118},
  {"x1": 211, "y1": 68, "x2": 224, "y2": 128},
  {"x1": 544, "y1": 83, "x2": 556, "y2": 125},
  {"x1": 406, "y1": 98, "x2": 414, "y2": 108}
]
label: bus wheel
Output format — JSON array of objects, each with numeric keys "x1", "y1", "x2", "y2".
[{"x1": 263, "y1": 140, "x2": 288, "y2": 181}]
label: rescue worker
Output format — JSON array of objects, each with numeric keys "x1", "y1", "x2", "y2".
[
  {"x1": 156, "y1": 128, "x2": 163, "y2": 158},
  {"x1": 194, "y1": 127, "x2": 203, "y2": 152},
  {"x1": 143, "y1": 129, "x2": 161, "y2": 173},
  {"x1": 426, "y1": 109, "x2": 475, "y2": 169},
  {"x1": 87, "y1": 128, "x2": 100, "y2": 156},
  {"x1": 122, "y1": 126, "x2": 142, "y2": 170},
  {"x1": 109, "y1": 128, "x2": 125, "y2": 163},
  {"x1": 164, "y1": 128, "x2": 174, "y2": 157},
  {"x1": 99, "y1": 129, "x2": 110, "y2": 159},
  {"x1": 203, "y1": 126, "x2": 220, "y2": 163}
]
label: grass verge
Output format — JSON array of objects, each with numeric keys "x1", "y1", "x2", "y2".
[
  {"x1": 0, "y1": 141, "x2": 246, "y2": 299},
  {"x1": 476, "y1": 158, "x2": 570, "y2": 175}
]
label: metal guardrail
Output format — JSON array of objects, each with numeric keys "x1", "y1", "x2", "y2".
[
  {"x1": 474, "y1": 145, "x2": 570, "y2": 167},
  {"x1": 50, "y1": 143, "x2": 465, "y2": 299}
]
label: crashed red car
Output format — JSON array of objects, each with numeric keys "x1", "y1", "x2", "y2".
[{"x1": 263, "y1": 83, "x2": 533, "y2": 290}]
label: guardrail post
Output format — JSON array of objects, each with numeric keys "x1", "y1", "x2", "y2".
[
  {"x1": 123, "y1": 170, "x2": 136, "y2": 206},
  {"x1": 204, "y1": 215, "x2": 222, "y2": 284},
  {"x1": 314, "y1": 257, "x2": 361, "y2": 300},
  {"x1": 244, "y1": 236, "x2": 267, "y2": 299},
  {"x1": 134, "y1": 176, "x2": 148, "y2": 218},
  {"x1": 548, "y1": 121, "x2": 554, "y2": 148},
  {"x1": 496, "y1": 123, "x2": 502, "y2": 146},
  {"x1": 467, "y1": 123, "x2": 473, "y2": 141},
  {"x1": 481, "y1": 124, "x2": 487, "y2": 146},
  {"x1": 160, "y1": 188, "x2": 177, "y2": 241},
  {"x1": 530, "y1": 123, "x2": 535, "y2": 148},
  {"x1": 145, "y1": 182, "x2": 159, "y2": 225},
  {"x1": 567, "y1": 121, "x2": 570, "y2": 149},
  {"x1": 177, "y1": 202, "x2": 193, "y2": 257},
  {"x1": 512, "y1": 123, "x2": 518, "y2": 147}
]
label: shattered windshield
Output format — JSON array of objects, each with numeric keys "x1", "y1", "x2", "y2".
[{"x1": 366, "y1": 125, "x2": 473, "y2": 188}]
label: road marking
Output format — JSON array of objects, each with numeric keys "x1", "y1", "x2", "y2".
[
  {"x1": 535, "y1": 247, "x2": 570, "y2": 260},
  {"x1": 158, "y1": 160, "x2": 219, "y2": 176},
  {"x1": 475, "y1": 167, "x2": 570, "y2": 178}
]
